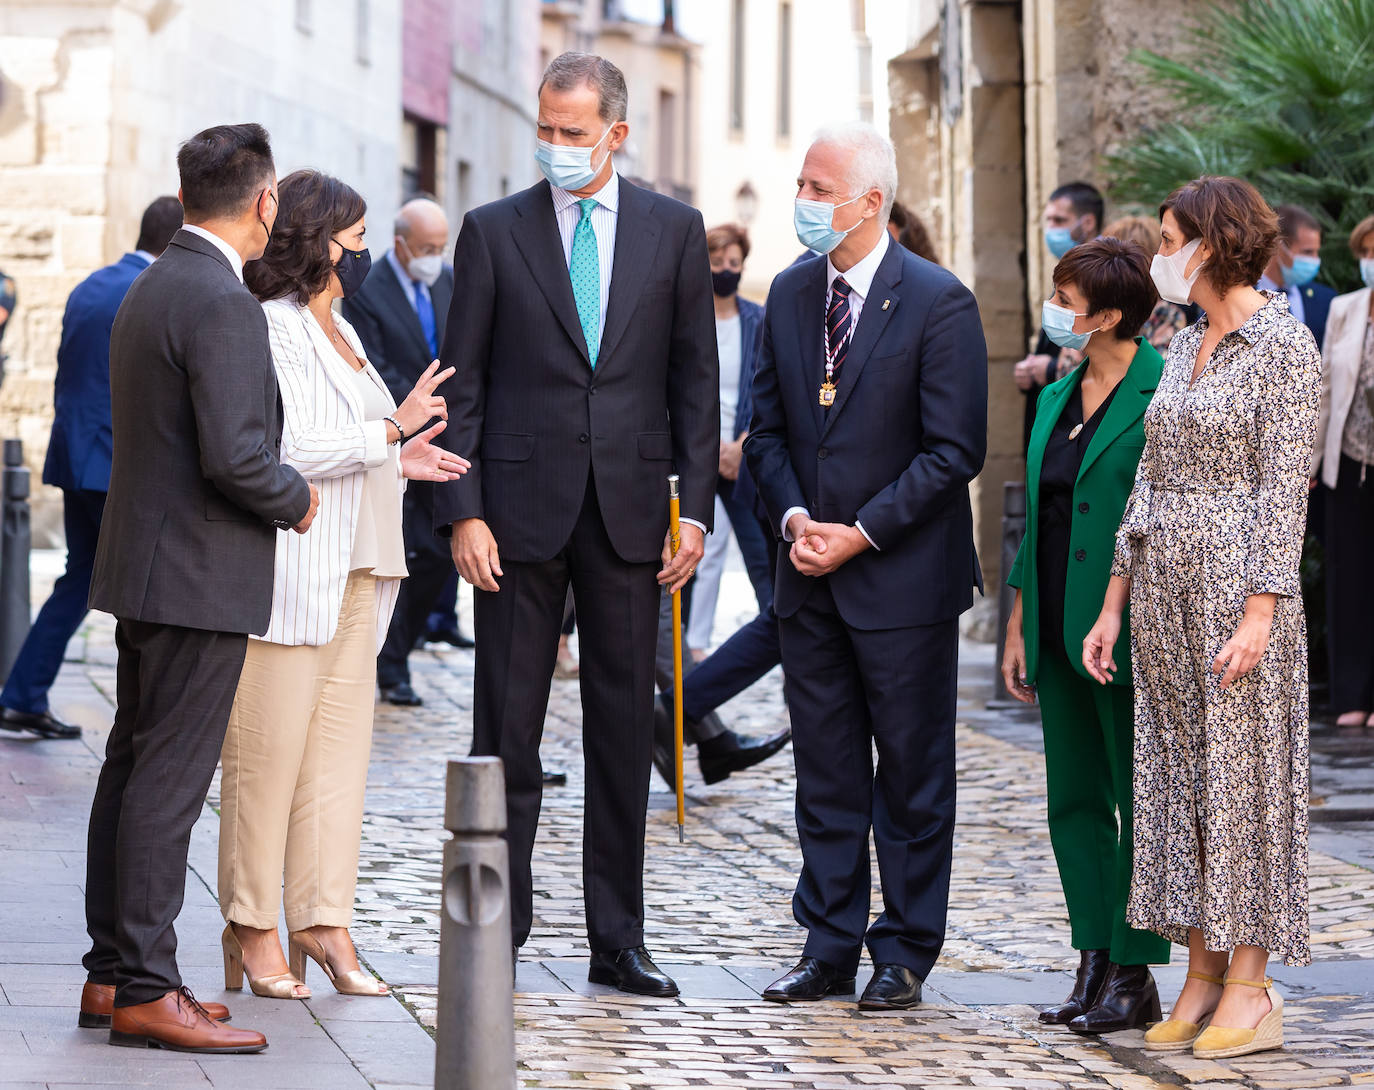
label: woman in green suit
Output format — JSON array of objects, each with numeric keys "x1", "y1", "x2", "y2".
[{"x1": 1002, "y1": 237, "x2": 1171, "y2": 1034}]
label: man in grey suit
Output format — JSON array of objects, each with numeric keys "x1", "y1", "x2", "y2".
[
  {"x1": 81, "y1": 123, "x2": 317, "y2": 1053},
  {"x1": 432, "y1": 53, "x2": 718, "y2": 997}
]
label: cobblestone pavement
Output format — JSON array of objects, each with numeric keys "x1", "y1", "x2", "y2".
[{"x1": 38, "y1": 556, "x2": 1374, "y2": 1087}]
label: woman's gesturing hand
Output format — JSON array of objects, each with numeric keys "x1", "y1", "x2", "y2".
[
  {"x1": 1212, "y1": 594, "x2": 1277, "y2": 689},
  {"x1": 399, "y1": 420, "x2": 470, "y2": 483},
  {"x1": 1082, "y1": 610, "x2": 1122, "y2": 685},
  {"x1": 394, "y1": 359, "x2": 454, "y2": 437}
]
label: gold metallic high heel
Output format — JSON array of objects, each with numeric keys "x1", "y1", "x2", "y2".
[
  {"x1": 1143, "y1": 970, "x2": 1223, "y2": 1051},
  {"x1": 222, "y1": 924, "x2": 310, "y2": 1000},
  {"x1": 288, "y1": 929, "x2": 389, "y2": 997},
  {"x1": 1193, "y1": 977, "x2": 1283, "y2": 1058}
]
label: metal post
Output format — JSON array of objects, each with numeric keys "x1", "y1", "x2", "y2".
[
  {"x1": 436, "y1": 757, "x2": 515, "y2": 1090},
  {"x1": 0, "y1": 439, "x2": 30, "y2": 681},
  {"x1": 989, "y1": 481, "x2": 1026, "y2": 707}
]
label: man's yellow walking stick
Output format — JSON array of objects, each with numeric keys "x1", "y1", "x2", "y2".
[{"x1": 667, "y1": 474, "x2": 685, "y2": 842}]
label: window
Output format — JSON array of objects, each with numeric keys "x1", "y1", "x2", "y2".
[
  {"x1": 730, "y1": 0, "x2": 746, "y2": 133},
  {"x1": 777, "y1": 2, "x2": 792, "y2": 138},
  {"x1": 658, "y1": 90, "x2": 677, "y2": 184},
  {"x1": 456, "y1": 161, "x2": 472, "y2": 217},
  {"x1": 401, "y1": 115, "x2": 437, "y2": 199}
]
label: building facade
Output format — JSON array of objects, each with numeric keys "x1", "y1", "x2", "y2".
[
  {"x1": 886, "y1": 0, "x2": 1204, "y2": 588},
  {"x1": 0, "y1": 0, "x2": 403, "y2": 540}
]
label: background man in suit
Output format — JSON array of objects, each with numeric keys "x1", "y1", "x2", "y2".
[
  {"x1": 344, "y1": 197, "x2": 467, "y2": 707},
  {"x1": 747, "y1": 123, "x2": 987, "y2": 1012},
  {"x1": 433, "y1": 52, "x2": 717, "y2": 997},
  {"x1": 1259, "y1": 203, "x2": 1336, "y2": 349},
  {"x1": 0, "y1": 196, "x2": 183, "y2": 741},
  {"x1": 82, "y1": 123, "x2": 317, "y2": 1053}
]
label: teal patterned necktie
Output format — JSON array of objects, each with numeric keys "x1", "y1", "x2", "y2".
[{"x1": 570, "y1": 197, "x2": 600, "y2": 366}]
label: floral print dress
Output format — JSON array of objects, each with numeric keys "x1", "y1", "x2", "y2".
[{"x1": 1111, "y1": 292, "x2": 1320, "y2": 966}]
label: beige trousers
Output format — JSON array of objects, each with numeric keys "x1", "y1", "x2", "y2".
[{"x1": 219, "y1": 570, "x2": 378, "y2": 932}]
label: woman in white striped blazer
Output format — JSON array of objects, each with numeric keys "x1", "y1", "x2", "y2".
[{"x1": 219, "y1": 171, "x2": 467, "y2": 1001}]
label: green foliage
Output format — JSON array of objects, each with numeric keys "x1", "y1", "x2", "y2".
[{"x1": 1106, "y1": 0, "x2": 1374, "y2": 289}]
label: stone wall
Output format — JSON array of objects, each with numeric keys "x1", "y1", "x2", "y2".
[{"x1": 0, "y1": 0, "x2": 401, "y2": 545}]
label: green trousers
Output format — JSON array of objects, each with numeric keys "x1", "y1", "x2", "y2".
[{"x1": 1037, "y1": 646, "x2": 1170, "y2": 966}]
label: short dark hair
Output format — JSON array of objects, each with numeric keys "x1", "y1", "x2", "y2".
[
  {"x1": 706, "y1": 222, "x2": 751, "y2": 261},
  {"x1": 1049, "y1": 181, "x2": 1105, "y2": 231},
  {"x1": 1160, "y1": 176, "x2": 1279, "y2": 294},
  {"x1": 1052, "y1": 237, "x2": 1157, "y2": 342},
  {"x1": 1275, "y1": 203, "x2": 1320, "y2": 243},
  {"x1": 244, "y1": 170, "x2": 367, "y2": 306},
  {"x1": 539, "y1": 52, "x2": 628, "y2": 125},
  {"x1": 897, "y1": 212, "x2": 940, "y2": 265},
  {"x1": 135, "y1": 196, "x2": 183, "y2": 255},
  {"x1": 177, "y1": 123, "x2": 275, "y2": 221},
  {"x1": 889, "y1": 200, "x2": 911, "y2": 231}
]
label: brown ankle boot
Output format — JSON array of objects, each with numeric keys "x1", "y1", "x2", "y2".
[
  {"x1": 109, "y1": 987, "x2": 265, "y2": 1053},
  {"x1": 80, "y1": 982, "x2": 230, "y2": 1028}
]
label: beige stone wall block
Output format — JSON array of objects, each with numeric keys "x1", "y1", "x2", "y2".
[
  {"x1": 0, "y1": 168, "x2": 108, "y2": 220},
  {"x1": 58, "y1": 216, "x2": 106, "y2": 271},
  {"x1": 966, "y1": 3, "x2": 1023, "y2": 87}
]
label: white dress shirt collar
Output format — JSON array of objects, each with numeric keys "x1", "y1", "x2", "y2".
[
  {"x1": 550, "y1": 170, "x2": 621, "y2": 217},
  {"x1": 826, "y1": 230, "x2": 889, "y2": 303},
  {"x1": 180, "y1": 224, "x2": 245, "y2": 283},
  {"x1": 132, "y1": 250, "x2": 157, "y2": 267}
]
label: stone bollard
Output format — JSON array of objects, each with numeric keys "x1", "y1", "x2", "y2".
[
  {"x1": 435, "y1": 756, "x2": 516, "y2": 1090},
  {"x1": 990, "y1": 481, "x2": 1026, "y2": 707},
  {"x1": 0, "y1": 439, "x2": 31, "y2": 680}
]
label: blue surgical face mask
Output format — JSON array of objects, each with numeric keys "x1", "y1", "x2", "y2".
[
  {"x1": 1041, "y1": 299, "x2": 1100, "y2": 352},
  {"x1": 794, "y1": 193, "x2": 864, "y2": 254},
  {"x1": 1361, "y1": 257, "x2": 1374, "y2": 289},
  {"x1": 535, "y1": 125, "x2": 613, "y2": 192},
  {"x1": 1045, "y1": 226, "x2": 1077, "y2": 259},
  {"x1": 1281, "y1": 254, "x2": 1322, "y2": 288}
]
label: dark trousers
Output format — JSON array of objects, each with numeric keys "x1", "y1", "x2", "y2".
[
  {"x1": 83, "y1": 620, "x2": 247, "y2": 1006},
  {"x1": 779, "y1": 578, "x2": 957, "y2": 980},
  {"x1": 425, "y1": 571, "x2": 460, "y2": 636},
  {"x1": 1036, "y1": 645, "x2": 1170, "y2": 965},
  {"x1": 377, "y1": 539, "x2": 452, "y2": 690},
  {"x1": 472, "y1": 475, "x2": 659, "y2": 952},
  {"x1": 1327, "y1": 453, "x2": 1374, "y2": 711},
  {"x1": 0, "y1": 488, "x2": 105, "y2": 713}
]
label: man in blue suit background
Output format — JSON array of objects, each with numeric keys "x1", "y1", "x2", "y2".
[
  {"x1": 0, "y1": 196, "x2": 182, "y2": 739},
  {"x1": 1258, "y1": 203, "x2": 1336, "y2": 349},
  {"x1": 747, "y1": 123, "x2": 986, "y2": 1010}
]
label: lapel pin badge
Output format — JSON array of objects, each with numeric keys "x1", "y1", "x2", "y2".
[{"x1": 881, "y1": 299, "x2": 891, "y2": 311}]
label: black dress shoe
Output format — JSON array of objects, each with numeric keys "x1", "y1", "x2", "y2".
[
  {"x1": 379, "y1": 683, "x2": 423, "y2": 707},
  {"x1": 542, "y1": 769, "x2": 568, "y2": 787},
  {"x1": 697, "y1": 726, "x2": 791, "y2": 785},
  {"x1": 0, "y1": 707, "x2": 81, "y2": 739},
  {"x1": 858, "y1": 964, "x2": 923, "y2": 1010},
  {"x1": 1067, "y1": 963, "x2": 1161, "y2": 1034},
  {"x1": 1040, "y1": 948, "x2": 1110, "y2": 1025},
  {"x1": 588, "y1": 946, "x2": 679, "y2": 997},
  {"x1": 651, "y1": 699, "x2": 678, "y2": 791},
  {"x1": 427, "y1": 626, "x2": 475, "y2": 649},
  {"x1": 762, "y1": 957, "x2": 855, "y2": 1002}
]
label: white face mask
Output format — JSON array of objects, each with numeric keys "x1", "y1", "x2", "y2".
[
  {"x1": 1150, "y1": 237, "x2": 1204, "y2": 305},
  {"x1": 407, "y1": 253, "x2": 443, "y2": 287}
]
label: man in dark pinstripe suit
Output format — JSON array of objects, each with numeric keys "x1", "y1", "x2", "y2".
[{"x1": 432, "y1": 53, "x2": 718, "y2": 997}]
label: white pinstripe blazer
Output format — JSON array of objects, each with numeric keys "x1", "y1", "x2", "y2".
[{"x1": 257, "y1": 298, "x2": 405, "y2": 649}]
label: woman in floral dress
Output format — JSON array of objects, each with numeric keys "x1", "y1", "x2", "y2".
[{"x1": 1083, "y1": 176, "x2": 1320, "y2": 1060}]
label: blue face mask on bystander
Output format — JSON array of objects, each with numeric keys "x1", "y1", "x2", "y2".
[
  {"x1": 794, "y1": 194, "x2": 864, "y2": 254},
  {"x1": 1361, "y1": 257, "x2": 1374, "y2": 289},
  {"x1": 1041, "y1": 299, "x2": 1100, "y2": 352},
  {"x1": 1280, "y1": 254, "x2": 1322, "y2": 288},
  {"x1": 1045, "y1": 226, "x2": 1077, "y2": 259}
]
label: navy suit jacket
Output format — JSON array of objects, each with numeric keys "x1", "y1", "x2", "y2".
[
  {"x1": 1302, "y1": 280, "x2": 1336, "y2": 351},
  {"x1": 43, "y1": 252, "x2": 151, "y2": 493},
  {"x1": 745, "y1": 239, "x2": 987, "y2": 630}
]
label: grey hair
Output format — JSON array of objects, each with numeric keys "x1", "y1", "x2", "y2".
[
  {"x1": 539, "y1": 51, "x2": 628, "y2": 125},
  {"x1": 810, "y1": 122, "x2": 898, "y2": 224}
]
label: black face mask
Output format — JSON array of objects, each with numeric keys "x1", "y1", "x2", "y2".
[
  {"x1": 332, "y1": 239, "x2": 372, "y2": 298},
  {"x1": 711, "y1": 268, "x2": 741, "y2": 298}
]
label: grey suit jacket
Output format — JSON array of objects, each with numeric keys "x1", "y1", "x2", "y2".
[
  {"x1": 89, "y1": 229, "x2": 312, "y2": 634},
  {"x1": 431, "y1": 177, "x2": 719, "y2": 564}
]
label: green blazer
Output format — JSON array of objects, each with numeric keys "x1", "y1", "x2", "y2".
[{"x1": 1007, "y1": 338, "x2": 1163, "y2": 686}]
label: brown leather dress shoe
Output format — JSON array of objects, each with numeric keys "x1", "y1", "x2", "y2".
[
  {"x1": 109, "y1": 987, "x2": 265, "y2": 1053},
  {"x1": 79, "y1": 981, "x2": 230, "y2": 1028}
]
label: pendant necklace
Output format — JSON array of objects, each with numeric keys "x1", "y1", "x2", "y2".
[{"x1": 819, "y1": 320, "x2": 847, "y2": 408}]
